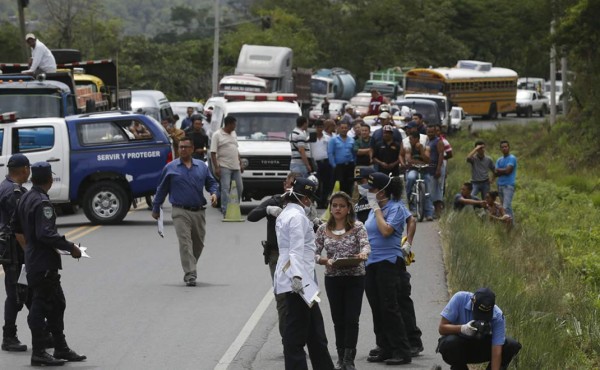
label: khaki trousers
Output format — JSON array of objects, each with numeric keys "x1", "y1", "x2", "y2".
[{"x1": 172, "y1": 207, "x2": 206, "y2": 280}]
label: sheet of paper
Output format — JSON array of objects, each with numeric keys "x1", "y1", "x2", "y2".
[
  {"x1": 54, "y1": 244, "x2": 90, "y2": 258},
  {"x1": 157, "y1": 208, "x2": 164, "y2": 238},
  {"x1": 17, "y1": 264, "x2": 27, "y2": 286}
]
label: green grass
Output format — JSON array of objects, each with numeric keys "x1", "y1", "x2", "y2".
[{"x1": 441, "y1": 121, "x2": 600, "y2": 368}]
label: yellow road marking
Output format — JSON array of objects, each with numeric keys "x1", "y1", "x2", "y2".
[{"x1": 64, "y1": 225, "x2": 90, "y2": 237}]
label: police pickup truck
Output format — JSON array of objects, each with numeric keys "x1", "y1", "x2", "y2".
[{"x1": 0, "y1": 111, "x2": 172, "y2": 224}]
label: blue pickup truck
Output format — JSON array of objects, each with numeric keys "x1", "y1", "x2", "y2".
[{"x1": 0, "y1": 111, "x2": 172, "y2": 224}]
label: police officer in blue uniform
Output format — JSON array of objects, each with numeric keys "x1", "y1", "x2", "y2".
[
  {"x1": 15, "y1": 162, "x2": 86, "y2": 366},
  {"x1": 0, "y1": 154, "x2": 30, "y2": 352}
]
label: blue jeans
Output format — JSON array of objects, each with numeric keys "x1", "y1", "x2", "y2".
[
  {"x1": 498, "y1": 184, "x2": 515, "y2": 218},
  {"x1": 290, "y1": 162, "x2": 309, "y2": 178},
  {"x1": 220, "y1": 168, "x2": 243, "y2": 215},
  {"x1": 471, "y1": 180, "x2": 491, "y2": 200}
]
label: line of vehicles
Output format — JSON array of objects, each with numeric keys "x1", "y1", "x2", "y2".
[{"x1": 0, "y1": 44, "x2": 568, "y2": 225}]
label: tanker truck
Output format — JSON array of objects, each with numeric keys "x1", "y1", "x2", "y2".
[{"x1": 310, "y1": 68, "x2": 356, "y2": 107}]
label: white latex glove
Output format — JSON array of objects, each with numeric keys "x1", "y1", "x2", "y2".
[
  {"x1": 401, "y1": 241, "x2": 411, "y2": 257},
  {"x1": 291, "y1": 277, "x2": 304, "y2": 294},
  {"x1": 266, "y1": 205, "x2": 283, "y2": 217},
  {"x1": 460, "y1": 320, "x2": 478, "y2": 337},
  {"x1": 366, "y1": 192, "x2": 380, "y2": 211}
]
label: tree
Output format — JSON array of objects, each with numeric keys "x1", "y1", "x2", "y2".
[{"x1": 0, "y1": 22, "x2": 23, "y2": 62}]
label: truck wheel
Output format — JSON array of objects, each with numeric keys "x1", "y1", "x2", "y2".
[
  {"x1": 501, "y1": 113, "x2": 507, "y2": 117},
  {"x1": 488, "y1": 103, "x2": 498, "y2": 120},
  {"x1": 83, "y1": 181, "x2": 130, "y2": 224}
]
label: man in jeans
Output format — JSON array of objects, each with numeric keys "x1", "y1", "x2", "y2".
[
  {"x1": 466, "y1": 140, "x2": 496, "y2": 199},
  {"x1": 210, "y1": 116, "x2": 244, "y2": 216},
  {"x1": 494, "y1": 140, "x2": 517, "y2": 218}
]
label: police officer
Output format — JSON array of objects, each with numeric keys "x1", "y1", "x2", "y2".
[
  {"x1": 15, "y1": 162, "x2": 86, "y2": 366},
  {"x1": 0, "y1": 154, "x2": 30, "y2": 352}
]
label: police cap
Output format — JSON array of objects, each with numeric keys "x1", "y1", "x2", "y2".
[
  {"x1": 7, "y1": 153, "x2": 30, "y2": 168},
  {"x1": 31, "y1": 162, "x2": 53, "y2": 178}
]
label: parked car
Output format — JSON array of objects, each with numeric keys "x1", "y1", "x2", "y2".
[
  {"x1": 309, "y1": 99, "x2": 348, "y2": 122},
  {"x1": 349, "y1": 92, "x2": 372, "y2": 116},
  {"x1": 514, "y1": 89, "x2": 549, "y2": 117},
  {"x1": 449, "y1": 106, "x2": 473, "y2": 132}
]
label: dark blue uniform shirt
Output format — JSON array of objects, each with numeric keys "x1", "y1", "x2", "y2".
[
  {"x1": 152, "y1": 158, "x2": 219, "y2": 213},
  {"x1": 15, "y1": 186, "x2": 73, "y2": 273},
  {"x1": 0, "y1": 177, "x2": 26, "y2": 261}
]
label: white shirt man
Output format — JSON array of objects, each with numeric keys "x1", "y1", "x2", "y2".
[{"x1": 24, "y1": 34, "x2": 56, "y2": 74}]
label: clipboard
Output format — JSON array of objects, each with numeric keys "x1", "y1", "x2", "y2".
[{"x1": 331, "y1": 257, "x2": 363, "y2": 268}]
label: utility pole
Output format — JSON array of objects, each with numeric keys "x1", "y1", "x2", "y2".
[
  {"x1": 211, "y1": 0, "x2": 220, "y2": 96},
  {"x1": 549, "y1": 21, "x2": 557, "y2": 127},
  {"x1": 561, "y1": 55, "x2": 568, "y2": 114},
  {"x1": 17, "y1": 0, "x2": 29, "y2": 61}
]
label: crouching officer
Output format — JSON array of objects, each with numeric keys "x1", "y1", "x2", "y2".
[
  {"x1": 437, "y1": 287, "x2": 521, "y2": 370},
  {"x1": 0, "y1": 154, "x2": 30, "y2": 352},
  {"x1": 15, "y1": 162, "x2": 86, "y2": 366}
]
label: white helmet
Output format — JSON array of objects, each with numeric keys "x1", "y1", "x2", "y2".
[{"x1": 307, "y1": 174, "x2": 319, "y2": 189}]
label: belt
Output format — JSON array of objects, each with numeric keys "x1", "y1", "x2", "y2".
[{"x1": 172, "y1": 204, "x2": 205, "y2": 212}]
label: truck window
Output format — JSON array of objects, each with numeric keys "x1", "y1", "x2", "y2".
[
  {"x1": 78, "y1": 122, "x2": 129, "y2": 145},
  {"x1": 233, "y1": 113, "x2": 298, "y2": 141},
  {"x1": 13, "y1": 127, "x2": 55, "y2": 153},
  {"x1": 0, "y1": 93, "x2": 62, "y2": 118},
  {"x1": 127, "y1": 120, "x2": 153, "y2": 140}
]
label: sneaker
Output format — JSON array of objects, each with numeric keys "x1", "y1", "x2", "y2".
[{"x1": 185, "y1": 279, "x2": 196, "y2": 287}]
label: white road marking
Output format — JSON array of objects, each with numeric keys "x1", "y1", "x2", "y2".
[{"x1": 214, "y1": 288, "x2": 274, "y2": 370}]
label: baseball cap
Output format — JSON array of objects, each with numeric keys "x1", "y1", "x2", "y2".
[
  {"x1": 378, "y1": 112, "x2": 391, "y2": 119},
  {"x1": 25, "y1": 33, "x2": 36, "y2": 41},
  {"x1": 345, "y1": 104, "x2": 354, "y2": 110},
  {"x1": 361, "y1": 172, "x2": 391, "y2": 190},
  {"x1": 383, "y1": 125, "x2": 394, "y2": 132},
  {"x1": 31, "y1": 162, "x2": 53, "y2": 177},
  {"x1": 7, "y1": 153, "x2": 30, "y2": 168},
  {"x1": 292, "y1": 177, "x2": 318, "y2": 199},
  {"x1": 354, "y1": 167, "x2": 375, "y2": 181},
  {"x1": 472, "y1": 287, "x2": 496, "y2": 321},
  {"x1": 405, "y1": 121, "x2": 418, "y2": 129}
]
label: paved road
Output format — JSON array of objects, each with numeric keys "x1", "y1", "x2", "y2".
[{"x1": 0, "y1": 200, "x2": 449, "y2": 369}]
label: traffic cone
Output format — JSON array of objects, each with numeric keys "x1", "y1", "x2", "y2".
[
  {"x1": 222, "y1": 181, "x2": 245, "y2": 222},
  {"x1": 321, "y1": 180, "x2": 340, "y2": 223}
]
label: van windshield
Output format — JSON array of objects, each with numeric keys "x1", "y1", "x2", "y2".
[
  {"x1": 396, "y1": 101, "x2": 441, "y2": 125},
  {"x1": 232, "y1": 112, "x2": 298, "y2": 141}
]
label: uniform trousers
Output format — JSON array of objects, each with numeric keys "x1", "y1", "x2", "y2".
[
  {"x1": 324, "y1": 275, "x2": 365, "y2": 350},
  {"x1": 27, "y1": 271, "x2": 65, "y2": 351},
  {"x1": 437, "y1": 334, "x2": 522, "y2": 370},
  {"x1": 268, "y1": 251, "x2": 287, "y2": 338},
  {"x1": 283, "y1": 293, "x2": 334, "y2": 370},
  {"x1": 315, "y1": 159, "x2": 333, "y2": 207},
  {"x1": 3, "y1": 263, "x2": 26, "y2": 329},
  {"x1": 365, "y1": 258, "x2": 412, "y2": 358},
  {"x1": 172, "y1": 207, "x2": 206, "y2": 281}
]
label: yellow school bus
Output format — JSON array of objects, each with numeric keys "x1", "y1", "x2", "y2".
[{"x1": 404, "y1": 61, "x2": 518, "y2": 119}]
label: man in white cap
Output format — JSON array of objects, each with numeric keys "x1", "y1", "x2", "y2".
[
  {"x1": 339, "y1": 104, "x2": 354, "y2": 126},
  {"x1": 23, "y1": 34, "x2": 57, "y2": 75}
]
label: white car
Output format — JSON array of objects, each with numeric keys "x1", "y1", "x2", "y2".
[
  {"x1": 449, "y1": 106, "x2": 473, "y2": 132},
  {"x1": 309, "y1": 99, "x2": 348, "y2": 122},
  {"x1": 350, "y1": 92, "x2": 372, "y2": 116}
]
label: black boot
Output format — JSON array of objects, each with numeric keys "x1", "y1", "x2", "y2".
[
  {"x1": 384, "y1": 350, "x2": 412, "y2": 365},
  {"x1": 31, "y1": 350, "x2": 66, "y2": 366},
  {"x1": 334, "y1": 348, "x2": 344, "y2": 370},
  {"x1": 53, "y1": 333, "x2": 87, "y2": 362},
  {"x1": 342, "y1": 348, "x2": 356, "y2": 370},
  {"x1": 2, "y1": 325, "x2": 27, "y2": 351}
]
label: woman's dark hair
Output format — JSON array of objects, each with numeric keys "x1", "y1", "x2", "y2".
[
  {"x1": 326, "y1": 191, "x2": 355, "y2": 232},
  {"x1": 383, "y1": 176, "x2": 404, "y2": 200},
  {"x1": 488, "y1": 190, "x2": 499, "y2": 200}
]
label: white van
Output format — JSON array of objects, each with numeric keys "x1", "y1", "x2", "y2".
[
  {"x1": 131, "y1": 90, "x2": 174, "y2": 123},
  {"x1": 207, "y1": 93, "x2": 302, "y2": 201}
]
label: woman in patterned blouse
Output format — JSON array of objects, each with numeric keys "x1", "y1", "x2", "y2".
[{"x1": 315, "y1": 191, "x2": 370, "y2": 370}]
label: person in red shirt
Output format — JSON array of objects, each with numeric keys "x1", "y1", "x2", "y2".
[{"x1": 367, "y1": 89, "x2": 384, "y2": 116}]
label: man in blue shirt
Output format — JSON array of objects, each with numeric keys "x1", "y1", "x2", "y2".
[
  {"x1": 494, "y1": 140, "x2": 517, "y2": 219},
  {"x1": 437, "y1": 288, "x2": 521, "y2": 370},
  {"x1": 327, "y1": 121, "x2": 356, "y2": 195},
  {"x1": 152, "y1": 137, "x2": 219, "y2": 286}
]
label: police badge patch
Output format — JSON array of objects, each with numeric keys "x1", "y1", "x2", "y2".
[{"x1": 43, "y1": 206, "x2": 54, "y2": 219}]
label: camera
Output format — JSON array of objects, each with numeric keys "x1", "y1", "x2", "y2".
[{"x1": 472, "y1": 320, "x2": 492, "y2": 340}]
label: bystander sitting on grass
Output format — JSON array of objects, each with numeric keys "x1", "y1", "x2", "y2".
[
  {"x1": 484, "y1": 191, "x2": 512, "y2": 225},
  {"x1": 453, "y1": 182, "x2": 486, "y2": 211}
]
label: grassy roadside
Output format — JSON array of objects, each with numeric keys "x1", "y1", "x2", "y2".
[{"x1": 440, "y1": 120, "x2": 600, "y2": 368}]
